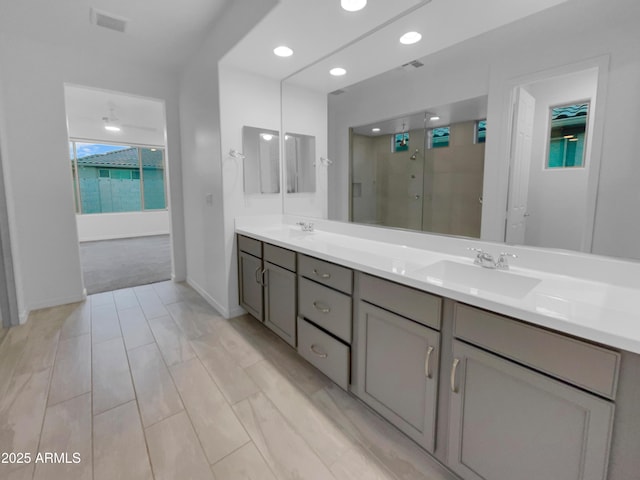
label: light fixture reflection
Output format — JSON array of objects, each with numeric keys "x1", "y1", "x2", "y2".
[
  {"x1": 372, "y1": 128, "x2": 381, "y2": 133},
  {"x1": 273, "y1": 46, "x2": 293, "y2": 57},
  {"x1": 330, "y1": 67, "x2": 347, "y2": 76},
  {"x1": 341, "y1": 0, "x2": 367, "y2": 12},
  {"x1": 430, "y1": 116, "x2": 440, "y2": 121},
  {"x1": 261, "y1": 133, "x2": 273, "y2": 141},
  {"x1": 104, "y1": 125, "x2": 121, "y2": 132},
  {"x1": 400, "y1": 31, "x2": 422, "y2": 45}
]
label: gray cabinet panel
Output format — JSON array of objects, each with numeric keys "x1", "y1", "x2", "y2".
[
  {"x1": 297, "y1": 317, "x2": 350, "y2": 390},
  {"x1": 298, "y1": 254, "x2": 353, "y2": 294},
  {"x1": 298, "y1": 277, "x2": 352, "y2": 343},
  {"x1": 238, "y1": 235, "x2": 262, "y2": 258},
  {"x1": 356, "y1": 301, "x2": 439, "y2": 453},
  {"x1": 264, "y1": 243, "x2": 296, "y2": 272},
  {"x1": 264, "y1": 261, "x2": 297, "y2": 346},
  {"x1": 454, "y1": 303, "x2": 620, "y2": 399},
  {"x1": 448, "y1": 340, "x2": 614, "y2": 480},
  {"x1": 239, "y1": 251, "x2": 263, "y2": 321},
  {"x1": 360, "y1": 273, "x2": 442, "y2": 330}
]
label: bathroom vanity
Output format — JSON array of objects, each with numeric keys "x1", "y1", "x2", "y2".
[{"x1": 235, "y1": 215, "x2": 640, "y2": 480}]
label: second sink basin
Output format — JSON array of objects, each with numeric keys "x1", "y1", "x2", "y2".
[{"x1": 412, "y1": 260, "x2": 541, "y2": 299}]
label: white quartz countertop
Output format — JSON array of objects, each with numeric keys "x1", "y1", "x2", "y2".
[{"x1": 235, "y1": 218, "x2": 640, "y2": 355}]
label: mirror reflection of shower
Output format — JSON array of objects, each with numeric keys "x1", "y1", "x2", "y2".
[{"x1": 350, "y1": 98, "x2": 487, "y2": 237}]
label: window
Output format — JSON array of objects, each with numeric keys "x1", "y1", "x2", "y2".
[
  {"x1": 476, "y1": 120, "x2": 487, "y2": 144},
  {"x1": 69, "y1": 141, "x2": 167, "y2": 214},
  {"x1": 393, "y1": 132, "x2": 409, "y2": 152},
  {"x1": 547, "y1": 103, "x2": 589, "y2": 168},
  {"x1": 429, "y1": 126, "x2": 450, "y2": 148}
]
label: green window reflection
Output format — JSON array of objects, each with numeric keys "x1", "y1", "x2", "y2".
[{"x1": 548, "y1": 103, "x2": 589, "y2": 168}]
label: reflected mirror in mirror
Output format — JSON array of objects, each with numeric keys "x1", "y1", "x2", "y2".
[
  {"x1": 350, "y1": 98, "x2": 486, "y2": 238},
  {"x1": 285, "y1": 132, "x2": 316, "y2": 193},
  {"x1": 242, "y1": 126, "x2": 280, "y2": 194}
]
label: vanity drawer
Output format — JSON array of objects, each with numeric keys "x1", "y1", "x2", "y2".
[
  {"x1": 454, "y1": 303, "x2": 620, "y2": 399},
  {"x1": 264, "y1": 243, "x2": 296, "y2": 272},
  {"x1": 297, "y1": 317, "x2": 349, "y2": 390},
  {"x1": 299, "y1": 277, "x2": 352, "y2": 343},
  {"x1": 359, "y1": 273, "x2": 442, "y2": 331},
  {"x1": 238, "y1": 235, "x2": 262, "y2": 258},
  {"x1": 298, "y1": 254, "x2": 353, "y2": 294}
]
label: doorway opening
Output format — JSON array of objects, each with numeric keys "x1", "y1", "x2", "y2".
[
  {"x1": 505, "y1": 61, "x2": 607, "y2": 252},
  {"x1": 64, "y1": 85, "x2": 173, "y2": 294}
]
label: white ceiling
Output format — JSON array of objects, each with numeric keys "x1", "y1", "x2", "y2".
[
  {"x1": 65, "y1": 84, "x2": 166, "y2": 146},
  {"x1": 222, "y1": 0, "x2": 572, "y2": 92},
  {"x1": 0, "y1": 0, "x2": 230, "y2": 71},
  {"x1": 351, "y1": 95, "x2": 488, "y2": 136}
]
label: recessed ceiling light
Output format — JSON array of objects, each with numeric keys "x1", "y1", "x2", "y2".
[
  {"x1": 341, "y1": 0, "x2": 367, "y2": 12},
  {"x1": 372, "y1": 128, "x2": 381, "y2": 132},
  {"x1": 430, "y1": 116, "x2": 440, "y2": 121},
  {"x1": 400, "y1": 31, "x2": 422, "y2": 45},
  {"x1": 330, "y1": 67, "x2": 347, "y2": 76},
  {"x1": 273, "y1": 46, "x2": 293, "y2": 57}
]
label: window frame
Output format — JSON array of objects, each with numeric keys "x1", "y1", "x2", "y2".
[{"x1": 545, "y1": 101, "x2": 590, "y2": 170}]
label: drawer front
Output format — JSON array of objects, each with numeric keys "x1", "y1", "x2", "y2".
[
  {"x1": 299, "y1": 277, "x2": 352, "y2": 343},
  {"x1": 238, "y1": 235, "x2": 262, "y2": 258},
  {"x1": 359, "y1": 273, "x2": 442, "y2": 330},
  {"x1": 264, "y1": 243, "x2": 296, "y2": 272},
  {"x1": 297, "y1": 317, "x2": 350, "y2": 390},
  {"x1": 298, "y1": 254, "x2": 353, "y2": 294},
  {"x1": 454, "y1": 303, "x2": 620, "y2": 399}
]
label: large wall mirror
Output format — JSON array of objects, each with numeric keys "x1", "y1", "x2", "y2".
[{"x1": 281, "y1": 0, "x2": 639, "y2": 261}]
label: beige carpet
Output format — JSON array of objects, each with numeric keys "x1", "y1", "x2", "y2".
[{"x1": 80, "y1": 235, "x2": 171, "y2": 294}]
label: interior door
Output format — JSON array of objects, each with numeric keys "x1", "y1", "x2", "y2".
[{"x1": 506, "y1": 87, "x2": 536, "y2": 244}]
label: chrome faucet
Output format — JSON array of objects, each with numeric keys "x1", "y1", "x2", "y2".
[
  {"x1": 468, "y1": 248, "x2": 517, "y2": 270},
  {"x1": 296, "y1": 221, "x2": 314, "y2": 232}
]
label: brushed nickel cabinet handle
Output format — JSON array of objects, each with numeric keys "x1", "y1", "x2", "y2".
[
  {"x1": 254, "y1": 266, "x2": 262, "y2": 284},
  {"x1": 313, "y1": 269, "x2": 331, "y2": 279},
  {"x1": 451, "y1": 358, "x2": 460, "y2": 393},
  {"x1": 425, "y1": 346, "x2": 434, "y2": 379},
  {"x1": 260, "y1": 268, "x2": 267, "y2": 287},
  {"x1": 312, "y1": 301, "x2": 331, "y2": 314},
  {"x1": 310, "y1": 344, "x2": 328, "y2": 358}
]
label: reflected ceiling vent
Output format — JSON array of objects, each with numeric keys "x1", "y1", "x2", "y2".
[
  {"x1": 401, "y1": 60, "x2": 425, "y2": 71},
  {"x1": 330, "y1": 89, "x2": 346, "y2": 95},
  {"x1": 90, "y1": 8, "x2": 129, "y2": 33}
]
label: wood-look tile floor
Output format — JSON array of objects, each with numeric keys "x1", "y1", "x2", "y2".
[{"x1": 0, "y1": 281, "x2": 456, "y2": 480}]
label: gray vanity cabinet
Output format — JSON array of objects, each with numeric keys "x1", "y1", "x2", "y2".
[
  {"x1": 238, "y1": 250, "x2": 263, "y2": 320},
  {"x1": 356, "y1": 301, "x2": 440, "y2": 453},
  {"x1": 448, "y1": 339, "x2": 615, "y2": 480},
  {"x1": 264, "y1": 260, "x2": 296, "y2": 346},
  {"x1": 238, "y1": 236, "x2": 297, "y2": 346}
]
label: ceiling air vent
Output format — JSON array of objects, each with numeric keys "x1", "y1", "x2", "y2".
[
  {"x1": 401, "y1": 60, "x2": 425, "y2": 71},
  {"x1": 90, "y1": 8, "x2": 129, "y2": 33},
  {"x1": 330, "y1": 89, "x2": 346, "y2": 95}
]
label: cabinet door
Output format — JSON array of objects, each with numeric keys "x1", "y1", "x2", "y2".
[
  {"x1": 264, "y1": 261, "x2": 296, "y2": 346},
  {"x1": 239, "y1": 251, "x2": 263, "y2": 321},
  {"x1": 356, "y1": 301, "x2": 440, "y2": 453},
  {"x1": 448, "y1": 340, "x2": 614, "y2": 480}
]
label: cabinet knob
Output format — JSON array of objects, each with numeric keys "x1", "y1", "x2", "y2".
[
  {"x1": 312, "y1": 301, "x2": 331, "y2": 314},
  {"x1": 310, "y1": 344, "x2": 328, "y2": 358},
  {"x1": 313, "y1": 269, "x2": 331, "y2": 279},
  {"x1": 451, "y1": 358, "x2": 460, "y2": 393},
  {"x1": 425, "y1": 346, "x2": 434, "y2": 379}
]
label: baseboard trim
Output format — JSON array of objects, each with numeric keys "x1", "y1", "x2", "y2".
[
  {"x1": 229, "y1": 305, "x2": 246, "y2": 318},
  {"x1": 78, "y1": 231, "x2": 170, "y2": 243},
  {"x1": 19, "y1": 309, "x2": 29, "y2": 325},
  {"x1": 185, "y1": 278, "x2": 230, "y2": 318}
]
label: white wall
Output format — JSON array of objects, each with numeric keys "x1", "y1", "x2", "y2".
[
  {"x1": 282, "y1": 83, "x2": 329, "y2": 219},
  {"x1": 179, "y1": 0, "x2": 278, "y2": 318},
  {"x1": 524, "y1": 70, "x2": 597, "y2": 250},
  {"x1": 76, "y1": 211, "x2": 170, "y2": 242},
  {"x1": 219, "y1": 65, "x2": 283, "y2": 315},
  {"x1": 328, "y1": 0, "x2": 640, "y2": 260},
  {"x1": 0, "y1": 32, "x2": 186, "y2": 316}
]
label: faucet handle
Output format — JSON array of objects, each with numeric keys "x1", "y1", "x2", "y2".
[
  {"x1": 467, "y1": 247, "x2": 484, "y2": 254},
  {"x1": 497, "y1": 252, "x2": 518, "y2": 270}
]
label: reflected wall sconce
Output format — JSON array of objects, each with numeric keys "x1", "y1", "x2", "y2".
[
  {"x1": 228, "y1": 149, "x2": 246, "y2": 160},
  {"x1": 319, "y1": 157, "x2": 333, "y2": 166}
]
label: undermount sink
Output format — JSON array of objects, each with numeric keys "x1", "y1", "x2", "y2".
[{"x1": 412, "y1": 260, "x2": 541, "y2": 299}]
